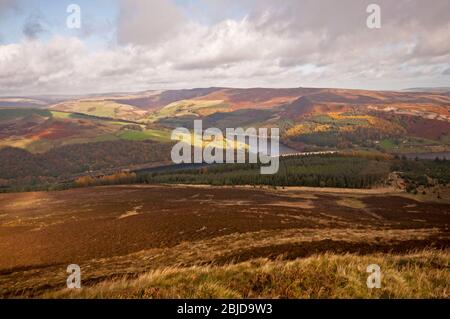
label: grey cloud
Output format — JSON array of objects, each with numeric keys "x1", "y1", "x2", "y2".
[
  {"x1": 443, "y1": 68, "x2": 450, "y2": 75},
  {"x1": 117, "y1": 0, "x2": 186, "y2": 46},
  {"x1": 22, "y1": 13, "x2": 47, "y2": 39},
  {"x1": 169, "y1": 0, "x2": 450, "y2": 73},
  {"x1": 244, "y1": 0, "x2": 449, "y2": 33},
  {"x1": 74, "y1": 10, "x2": 116, "y2": 41}
]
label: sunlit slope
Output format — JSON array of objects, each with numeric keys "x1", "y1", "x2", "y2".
[
  {"x1": 0, "y1": 109, "x2": 171, "y2": 153},
  {"x1": 2, "y1": 87, "x2": 449, "y2": 154},
  {"x1": 50, "y1": 99, "x2": 148, "y2": 122}
]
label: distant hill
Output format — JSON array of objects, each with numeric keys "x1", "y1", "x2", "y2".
[
  {"x1": 1, "y1": 86, "x2": 449, "y2": 159},
  {"x1": 0, "y1": 98, "x2": 49, "y2": 108},
  {"x1": 403, "y1": 87, "x2": 450, "y2": 93}
]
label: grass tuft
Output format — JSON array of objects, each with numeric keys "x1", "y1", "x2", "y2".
[{"x1": 44, "y1": 250, "x2": 449, "y2": 299}]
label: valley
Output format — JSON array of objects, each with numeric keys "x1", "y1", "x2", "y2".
[
  {"x1": 1, "y1": 88, "x2": 449, "y2": 154},
  {"x1": 0, "y1": 87, "x2": 449, "y2": 298}
]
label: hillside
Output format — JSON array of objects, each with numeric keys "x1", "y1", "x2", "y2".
[
  {"x1": 0, "y1": 108, "x2": 172, "y2": 153},
  {"x1": 1, "y1": 88, "x2": 449, "y2": 299},
  {"x1": 41, "y1": 88, "x2": 450, "y2": 151},
  {"x1": 0, "y1": 140, "x2": 172, "y2": 190},
  {"x1": 0, "y1": 87, "x2": 449, "y2": 191},
  {"x1": 46, "y1": 251, "x2": 450, "y2": 299},
  {"x1": 1, "y1": 184, "x2": 448, "y2": 298}
]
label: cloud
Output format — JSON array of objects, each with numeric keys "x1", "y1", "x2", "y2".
[
  {"x1": 443, "y1": 68, "x2": 450, "y2": 75},
  {"x1": 22, "y1": 13, "x2": 47, "y2": 39},
  {"x1": 0, "y1": 0, "x2": 449, "y2": 95},
  {"x1": 117, "y1": 0, "x2": 186, "y2": 46}
]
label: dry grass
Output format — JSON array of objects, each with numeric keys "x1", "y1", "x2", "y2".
[
  {"x1": 45, "y1": 250, "x2": 449, "y2": 299},
  {"x1": 1, "y1": 186, "x2": 448, "y2": 298},
  {"x1": 336, "y1": 198, "x2": 367, "y2": 209}
]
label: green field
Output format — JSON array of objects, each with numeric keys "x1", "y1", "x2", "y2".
[
  {"x1": 378, "y1": 137, "x2": 444, "y2": 153},
  {"x1": 148, "y1": 100, "x2": 229, "y2": 122},
  {"x1": 311, "y1": 114, "x2": 369, "y2": 126},
  {"x1": 117, "y1": 129, "x2": 172, "y2": 142},
  {"x1": 379, "y1": 139, "x2": 396, "y2": 150},
  {"x1": 51, "y1": 100, "x2": 146, "y2": 121}
]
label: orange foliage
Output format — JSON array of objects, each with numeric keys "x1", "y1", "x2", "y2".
[{"x1": 75, "y1": 172, "x2": 137, "y2": 187}]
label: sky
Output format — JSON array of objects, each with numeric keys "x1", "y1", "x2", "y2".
[{"x1": 0, "y1": 0, "x2": 449, "y2": 95}]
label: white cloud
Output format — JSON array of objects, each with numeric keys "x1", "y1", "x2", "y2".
[{"x1": 0, "y1": 0, "x2": 449, "y2": 95}]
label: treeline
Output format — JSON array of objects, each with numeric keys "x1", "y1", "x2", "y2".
[
  {"x1": 393, "y1": 157, "x2": 450, "y2": 192},
  {"x1": 288, "y1": 127, "x2": 399, "y2": 149},
  {"x1": 0, "y1": 140, "x2": 172, "y2": 190},
  {"x1": 139, "y1": 154, "x2": 391, "y2": 189}
]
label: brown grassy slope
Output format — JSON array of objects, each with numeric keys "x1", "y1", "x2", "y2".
[
  {"x1": 0, "y1": 185, "x2": 448, "y2": 298},
  {"x1": 45, "y1": 250, "x2": 449, "y2": 299}
]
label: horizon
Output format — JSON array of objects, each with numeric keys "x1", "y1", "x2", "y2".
[{"x1": 2, "y1": 84, "x2": 450, "y2": 99}]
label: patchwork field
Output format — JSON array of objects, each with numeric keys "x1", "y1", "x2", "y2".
[
  {"x1": 0, "y1": 185, "x2": 448, "y2": 298},
  {"x1": 2, "y1": 87, "x2": 450, "y2": 156}
]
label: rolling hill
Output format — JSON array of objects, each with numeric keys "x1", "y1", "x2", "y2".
[
  {"x1": 0, "y1": 108, "x2": 171, "y2": 153},
  {"x1": 2, "y1": 87, "x2": 450, "y2": 152},
  {"x1": 0, "y1": 86, "x2": 449, "y2": 191}
]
